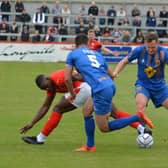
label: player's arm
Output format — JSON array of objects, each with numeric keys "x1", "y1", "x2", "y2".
[
  {"x1": 113, "y1": 57, "x2": 129, "y2": 78},
  {"x1": 20, "y1": 95, "x2": 55, "y2": 134},
  {"x1": 72, "y1": 73, "x2": 84, "y2": 81},
  {"x1": 101, "y1": 46, "x2": 120, "y2": 56},
  {"x1": 64, "y1": 65, "x2": 76, "y2": 100}
]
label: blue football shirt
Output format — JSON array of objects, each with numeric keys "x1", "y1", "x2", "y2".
[
  {"x1": 66, "y1": 46, "x2": 114, "y2": 93},
  {"x1": 127, "y1": 45, "x2": 168, "y2": 90}
]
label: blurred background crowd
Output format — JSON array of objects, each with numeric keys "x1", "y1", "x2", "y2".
[{"x1": 0, "y1": 0, "x2": 168, "y2": 44}]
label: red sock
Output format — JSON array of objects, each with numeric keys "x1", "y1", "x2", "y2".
[
  {"x1": 41, "y1": 111, "x2": 62, "y2": 136},
  {"x1": 115, "y1": 110, "x2": 139, "y2": 129}
]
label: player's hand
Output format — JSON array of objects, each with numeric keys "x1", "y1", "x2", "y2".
[
  {"x1": 19, "y1": 123, "x2": 33, "y2": 134},
  {"x1": 112, "y1": 51, "x2": 120, "y2": 56},
  {"x1": 67, "y1": 92, "x2": 76, "y2": 102},
  {"x1": 112, "y1": 71, "x2": 119, "y2": 78}
]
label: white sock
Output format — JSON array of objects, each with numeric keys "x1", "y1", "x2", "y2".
[
  {"x1": 37, "y1": 133, "x2": 46, "y2": 142},
  {"x1": 137, "y1": 124, "x2": 145, "y2": 134}
]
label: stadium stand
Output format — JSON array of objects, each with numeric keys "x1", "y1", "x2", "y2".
[{"x1": 0, "y1": 1, "x2": 168, "y2": 43}]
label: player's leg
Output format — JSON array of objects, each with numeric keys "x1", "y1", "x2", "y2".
[
  {"x1": 93, "y1": 87, "x2": 141, "y2": 133},
  {"x1": 23, "y1": 96, "x2": 77, "y2": 144},
  {"x1": 75, "y1": 96, "x2": 96, "y2": 152},
  {"x1": 135, "y1": 85, "x2": 154, "y2": 129},
  {"x1": 111, "y1": 103, "x2": 151, "y2": 134},
  {"x1": 37, "y1": 96, "x2": 77, "y2": 142}
]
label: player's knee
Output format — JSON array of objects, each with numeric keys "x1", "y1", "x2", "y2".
[{"x1": 98, "y1": 125, "x2": 109, "y2": 132}]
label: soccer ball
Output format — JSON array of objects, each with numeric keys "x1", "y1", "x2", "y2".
[{"x1": 136, "y1": 133, "x2": 154, "y2": 148}]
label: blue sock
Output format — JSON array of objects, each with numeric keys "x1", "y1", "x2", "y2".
[
  {"x1": 84, "y1": 116, "x2": 95, "y2": 147},
  {"x1": 108, "y1": 116, "x2": 140, "y2": 131}
]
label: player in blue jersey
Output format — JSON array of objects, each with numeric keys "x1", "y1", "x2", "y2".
[
  {"x1": 113, "y1": 32, "x2": 168, "y2": 126},
  {"x1": 64, "y1": 33, "x2": 153, "y2": 136}
]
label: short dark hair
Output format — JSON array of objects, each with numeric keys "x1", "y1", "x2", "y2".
[
  {"x1": 35, "y1": 74, "x2": 45, "y2": 88},
  {"x1": 145, "y1": 32, "x2": 158, "y2": 42},
  {"x1": 75, "y1": 34, "x2": 88, "y2": 47}
]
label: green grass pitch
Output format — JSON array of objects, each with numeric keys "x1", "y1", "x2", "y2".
[{"x1": 0, "y1": 61, "x2": 168, "y2": 168}]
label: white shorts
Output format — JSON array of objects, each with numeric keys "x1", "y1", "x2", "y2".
[{"x1": 65, "y1": 82, "x2": 91, "y2": 107}]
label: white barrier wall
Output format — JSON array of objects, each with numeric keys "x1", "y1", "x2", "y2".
[
  {"x1": 0, "y1": 43, "x2": 70, "y2": 62},
  {"x1": 0, "y1": 42, "x2": 167, "y2": 62}
]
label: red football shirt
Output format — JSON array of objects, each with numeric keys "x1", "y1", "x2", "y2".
[
  {"x1": 46, "y1": 70, "x2": 82, "y2": 96},
  {"x1": 88, "y1": 39, "x2": 102, "y2": 51}
]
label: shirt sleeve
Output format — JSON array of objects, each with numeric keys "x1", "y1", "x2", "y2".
[{"x1": 127, "y1": 46, "x2": 142, "y2": 62}]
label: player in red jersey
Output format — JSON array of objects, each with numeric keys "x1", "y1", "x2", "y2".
[{"x1": 20, "y1": 69, "x2": 91, "y2": 144}]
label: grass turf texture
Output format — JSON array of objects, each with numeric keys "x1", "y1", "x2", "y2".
[{"x1": 0, "y1": 61, "x2": 168, "y2": 168}]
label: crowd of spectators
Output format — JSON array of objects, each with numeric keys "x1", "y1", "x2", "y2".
[{"x1": 0, "y1": 0, "x2": 168, "y2": 44}]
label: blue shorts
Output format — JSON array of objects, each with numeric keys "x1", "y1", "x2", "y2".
[
  {"x1": 92, "y1": 85, "x2": 116, "y2": 115},
  {"x1": 135, "y1": 84, "x2": 168, "y2": 108}
]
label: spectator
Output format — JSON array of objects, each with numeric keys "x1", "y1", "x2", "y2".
[
  {"x1": 0, "y1": 0, "x2": 11, "y2": 21},
  {"x1": 132, "y1": 30, "x2": 144, "y2": 44},
  {"x1": 58, "y1": 24, "x2": 68, "y2": 41},
  {"x1": 40, "y1": 1, "x2": 50, "y2": 33},
  {"x1": 43, "y1": 26, "x2": 55, "y2": 42},
  {"x1": 107, "y1": 5, "x2": 116, "y2": 25},
  {"x1": 146, "y1": 7, "x2": 155, "y2": 17},
  {"x1": 20, "y1": 9, "x2": 31, "y2": 23},
  {"x1": 61, "y1": 3, "x2": 71, "y2": 25},
  {"x1": 0, "y1": 19, "x2": 9, "y2": 40},
  {"x1": 75, "y1": 21, "x2": 87, "y2": 34},
  {"x1": 88, "y1": 20, "x2": 95, "y2": 30},
  {"x1": 15, "y1": 0, "x2": 24, "y2": 21},
  {"x1": 94, "y1": 25, "x2": 101, "y2": 37},
  {"x1": 32, "y1": 8, "x2": 45, "y2": 34},
  {"x1": 122, "y1": 17, "x2": 130, "y2": 26},
  {"x1": 74, "y1": 14, "x2": 83, "y2": 25},
  {"x1": 101, "y1": 26, "x2": 111, "y2": 42},
  {"x1": 98, "y1": 6, "x2": 106, "y2": 26},
  {"x1": 88, "y1": 1, "x2": 99, "y2": 16},
  {"x1": 10, "y1": 21, "x2": 19, "y2": 41},
  {"x1": 157, "y1": 19, "x2": 167, "y2": 38},
  {"x1": 101, "y1": 26, "x2": 111, "y2": 37},
  {"x1": 146, "y1": 12, "x2": 156, "y2": 32},
  {"x1": 79, "y1": 4, "x2": 87, "y2": 16},
  {"x1": 20, "y1": 25, "x2": 30, "y2": 42},
  {"x1": 116, "y1": 6, "x2": 127, "y2": 25},
  {"x1": 132, "y1": 15, "x2": 141, "y2": 27},
  {"x1": 159, "y1": 6, "x2": 168, "y2": 27},
  {"x1": 111, "y1": 26, "x2": 122, "y2": 44},
  {"x1": 32, "y1": 30, "x2": 41, "y2": 42},
  {"x1": 121, "y1": 30, "x2": 131, "y2": 45},
  {"x1": 52, "y1": 0, "x2": 62, "y2": 16},
  {"x1": 132, "y1": 15, "x2": 141, "y2": 34},
  {"x1": 131, "y1": 4, "x2": 141, "y2": 17},
  {"x1": 53, "y1": 14, "x2": 63, "y2": 27}
]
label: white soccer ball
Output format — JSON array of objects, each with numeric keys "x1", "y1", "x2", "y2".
[{"x1": 136, "y1": 133, "x2": 154, "y2": 148}]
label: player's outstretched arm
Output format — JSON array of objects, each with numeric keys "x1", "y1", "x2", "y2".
[
  {"x1": 113, "y1": 57, "x2": 129, "y2": 78},
  {"x1": 19, "y1": 95, "x2": 55, "y2": 134}
]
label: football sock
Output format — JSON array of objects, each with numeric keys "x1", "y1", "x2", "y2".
[
  {"x1": 137, "y1": 124, "x2": 145, "y2": 134},
  {"x1": 41, "y1": 111, "x2": 62, "y2": 137},
  {"x1": 108, "y1": 116, "x2": 140, "y2": 131},
  {"x1": 115, "y1": 110, "x2": 140, "y2": 128},
  {"x1": 37, "y1": 133, "x2": 46, "y2": 142},
  {"x1": 84, "y1": 116, "x2": 95, "y2": 147}
]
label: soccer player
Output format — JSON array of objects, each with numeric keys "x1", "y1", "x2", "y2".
[
  {"x1": 113, "y1": 32, "x2": 168, "y2": 125},
  {"x1": 64, "y1": 34, "x2": 153, "y2": 141},
  {"x1": 87, "y1": 29, "x2": 119, "y2": 56},
  {"x1": 20, "y1": 69, "x2": 91, "y2": 144}
]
